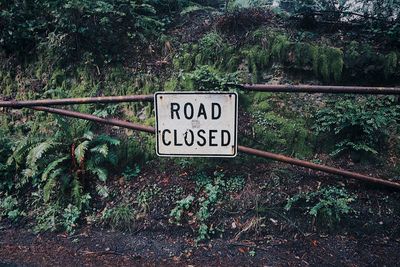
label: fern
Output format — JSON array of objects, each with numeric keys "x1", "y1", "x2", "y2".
[
  {"x1": 90, "y1": 144, "x2": 109, "y2": 158},
  {"x1": 41, "y1": 156, "x2": 69, "y2": 181},
  {"x1": 26, "y1": 141, "x2": 55, "y2": 173},
  {"x1": 96, "y1": 184, "x2": 110, "y2": 198},
  {"x1": 89, "y1": 166, "x2": 108, "y2": 182},
  {"x1": 75, "y1": 140, "x2": 90, "y2": 163},
  {"x1": 7, "y1": 136, "x2": 35, "y2": 169},
  {"x1": 43, "y1": 169, "x2": 63, "y2": 202},
  {"x1": 71, "y1": 177, "x2": 83, "y2": 208},
  {"x1": 95, "y1": 135, "x2": 120, "y2": 146}
]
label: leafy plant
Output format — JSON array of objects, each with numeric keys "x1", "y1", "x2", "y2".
[
  {"x1": 62, "y1": 204, "x2": 81, "y2": 234},
  {"x1": 285, "y1": 186, "x2": 356, "y2": 229},
  {"x1": 102, "y1": 203, "x2": 135, "y2": 231},
  {"x1": 170, "y1": 195, "x2": 195, "y2": 223},
  {"x1": 123, "y1": 165, "x2": 141, "y2": 181},
  {"x1": 170, "y1": 172, "x2": 244, "y2": 242},
  {"x1": 251, "y1": 110, "x2": 313, "y2": 158},
  {"x1": 0, "y1": 195, "x2": 23, "y2": 221},
  {"x1": 1, "y1": 0, "x2": 166, "y2": 64},
  {"x1": 188, "y1": 66, "x2": 239, "y2": 91},
  {"x1": 314, "y1": 96, "x2": 399, "y2": 159},
  {"x1": 137, "y1": 185, "x2": 161, "y2": 213}
]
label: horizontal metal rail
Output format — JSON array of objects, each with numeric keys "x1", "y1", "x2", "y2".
[
  {"x1": 31, "y1": 106, "x2": 155, "y2": 134},
  {"x1": 0, "y1": 95, "x2": 154, "y2": 108},
  {"x1": 237, "y1": 146, "x2": 400, "y2": 190},
  {"x1": 28, "y1": 106, "x2": 400, "y2": 190},
  {"x1": 238, "y1": 84, "x2": 400, "y2": 94},
  {"x1": 1, "y1": 84, "x2": 400, "y2": 108}
]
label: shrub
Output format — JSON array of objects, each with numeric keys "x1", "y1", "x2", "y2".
[
  {"x1": 102, "y1": 203, "x2": 135, "y2": 231},
  {"x1": 0, "y1": 195, "x2": 23, "y2": 221},
  {"x1": 314, "y1": 96, "x2": 399, "y2": 159},
  {"x1": 187, "y1": 65, "x2": 239, "y2": 91},
  {"x1": 251, "y1": 110, "x2": 314, "y2": 158},
  {"x1": 1, "y1": 0, "x2": 165, "y2": 64},
  {"x1": 170, "y1": 172, "x2": 245, "y2": 242},
  {"x1": 285, "y1": 186, "x2": 356, "y2": 229}
]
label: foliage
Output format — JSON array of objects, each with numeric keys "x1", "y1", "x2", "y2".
[
  {"x1": 0, "y1": 0, "x2": 166, "y2": 64},
  {"x1": 0, "y1": 129, "x2": 15, "y2": 192},
  {"x1": 251, "y1": 109, "x2": 313, "y2": 158},
  {"x1": 62, "y1": 204, "x2": 81, "y2": 234},
  {"x1": 170, "y1": 195, "x2": 195, "y2": 223},
  {"x1": 137, "y1": 185, "x2": 161, "y2": 213},
  {"x1": 285, "y1": 186, "x2": 355, "y2": 229},
  {"x1": 0, "y1": 195, "x2": 23, "y2": 221},
  {"x1": 314, "y1": 96, "x2": 399, "y2": 158},
  {"x1": 280, "y1": 0, "x2": 400, "y2": 44},
  {"x1": 102, "y1": 203, "x2": 135, "y2": 231},
  {"x1": 344, "y1": 42, "x2": 399, "y2": 82},
  {"x1": 170, "y1": 172, "x2": 245, "y2": 242},
  {"x1": 188, "y1": 66, "x2": 239, "y2": 91},
  {"x1": 4, "y1": 113, "x2": 121, "y2": 232},
  {"x1": 123, "y1": 165, "x2": 141, "y2": 181}
]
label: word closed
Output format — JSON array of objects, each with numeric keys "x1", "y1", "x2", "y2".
[{"x1": 155, "y1": 92, "x2": 238, "y2": 157}]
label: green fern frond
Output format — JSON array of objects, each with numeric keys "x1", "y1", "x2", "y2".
[
  {"x1": 107, "y1": 151, "x2": 118, "y2": 166},
  {"x1": 71, "y1": 177, "x2": 82, "y2": 207},
  {"x1": 96, "y1": 184, "x2": 109, "y2": 198},
  {"x1": 7, "y1": 136, "x2": 34, "y2": 168},
  {"x1": 90, "y1": 144, "x2": 109, "y2": 158},
  {"x1": 95, "y1": 135, "x2": 120, "y2": 146},
  {"x1": 89, "y1": 166, "x2": 108, "y2": 182},
  {"x1": 26, "y1": 141, "x2": 55, "y2": 172},
  {"x1": 41, "y1": 156, "x2": 69, "y2": 181},
  {"x1": 43, "y1": 169, "x2": 63, "y2": 202},
  {"x1": 75, "y1": 141, "x2": 89, "y2": 163},
  {"x1": 83, "y1": 131, "x2": 94, "y2": 141}
]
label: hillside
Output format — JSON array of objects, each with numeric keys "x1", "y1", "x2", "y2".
[{"x1": 0, "y1": 1, "x2": 400, "y2": 265}]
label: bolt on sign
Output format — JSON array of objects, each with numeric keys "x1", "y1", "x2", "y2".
[{"x1": 155, "y1": 92, "x2": 238, "y2": 157}]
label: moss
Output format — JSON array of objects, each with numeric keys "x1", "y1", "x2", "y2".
[
  {"x1": 270, "y1": 34, "x2": 290, "y2": 62},
  {"x1": 194, "y1": 53, "x2": 203, "y2": 66},
  {"x1": 310, "y1": 45, "x2": 319, "y2": 76},
  {"x1": 164, "y1": 77, "x2": 179, "y2": 91},
  {"x1": 251, "y1": 62, "x2": 259, "y2": 83},
  {"x1": 252, "y1": 111, "x2": 313, "y2": 158},
  {"x1": 312, "y1": 46, "x2": 344, "y2": 83},
  {"x1": 182, "y1": 52, "x2": 194, "y2": 71},
  {"x1": 226, "y1": 56, "x2": 241, "y2": 72},
  {"x1": 384, "y1": 51, "x2": 398, "y2": 79},
  {"x1": 319, "y1": 53, "x2": 330, "y2": 82},
  {"x1": 294, "y1": 43, "x2": 314, "y2": 68},
  {"x1": 345, "y1": 41, "x2": 360, "y2": 64},
  {"x1": 243, "y1": 45, "x2": 270, "y2": 83},
  {"x1": 172, "y1": 57, "x2": 181, "y2": 70},
  {"x1": 327, "y1": 47, "x2": 344, "y2": 83},
  {"x1": 0, "y1": 72, "x2": 16, "y2": 96}
]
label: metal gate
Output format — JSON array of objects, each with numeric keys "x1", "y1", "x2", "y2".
[{"x1": 1, "y1": 84, "x2": 400, "y2": 190}]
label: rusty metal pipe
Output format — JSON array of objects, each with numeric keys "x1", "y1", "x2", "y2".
[
  {"x1": 0, "y1": 95, "x2": 154, "y2": 108},
  {"x1": 31, "y1": 106, "x2": 156, "y2": 134},
  {"x1": 239, "y1": 84, "x2": 400, "y2": 95},
  {"x1": 238, "y1": 146, "x2": 400, "y2": 190},
  {"x1": 29, "y1": 106, "x2": 400, "y2": 190}
]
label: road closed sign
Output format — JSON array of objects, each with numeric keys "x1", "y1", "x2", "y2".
[{"x1": 155, "y1": 92, "x2": 238, "y2": 157}]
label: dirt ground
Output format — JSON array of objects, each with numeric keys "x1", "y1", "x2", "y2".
[
  {"x1": 1, "y1": 160, "x2": 400, "y2": 266},
  {"x1": 1, "y1": 224, "x2": 399, "y2": 266}
]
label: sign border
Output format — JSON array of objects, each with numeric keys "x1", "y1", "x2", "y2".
[{"x1": 154, "y1": 91, "x2": 238, "y2": 158}]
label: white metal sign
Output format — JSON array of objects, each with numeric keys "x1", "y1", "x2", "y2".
[{"x1": 155, "y1": 92, "x2": 238, "y2": 157}]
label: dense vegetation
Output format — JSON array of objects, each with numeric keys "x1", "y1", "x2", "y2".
[{"x1": 0, "y1": 0, "x2": 399, "y2": 244}]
